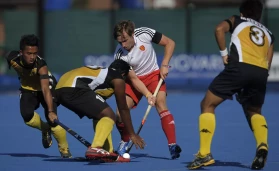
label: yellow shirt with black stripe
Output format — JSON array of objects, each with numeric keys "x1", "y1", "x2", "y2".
[
  {"x1": 56, "y1": 66, "x2": 123, "y2": 100},
  {"x1": 229, "y1": 15, "x2": 275, "y2": 69},
  {"x1": 6, "y1": 51, "x2": 56, "y2": 91}
]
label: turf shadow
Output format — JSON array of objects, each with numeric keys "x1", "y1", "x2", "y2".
[
  {"x1": 182, "y1": 160, "x2": 250, "y2": 170},
  {"x1": 0, "y1": 153, "x2": 56, "y2": 158}
]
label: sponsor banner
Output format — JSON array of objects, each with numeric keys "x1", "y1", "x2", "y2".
[
  {"x1": 84, "y1": 54, "x2": 225, "y2": 87},
  {"x1": 84, "y1": 53, "x2": 279, "y2": 83},
  {"x1": 84, "y1": 54, "x2": 224, "y2": 78},
  {"x1": 159, "y1": 54, "x2": 224, "y2": 79},
  {"x1": 84, "y1": 55, "x2": 114, "y2": 68}
]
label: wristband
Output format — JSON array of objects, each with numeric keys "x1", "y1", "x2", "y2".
[
  {"x1": 220, "y1": 48, "x2": 228, "y2": 57},
  {"x1": 161, "y1": 65, "x2": 171, "y2": 68},
  {"x1": 145, "y1": 92, "x2": 152, "y2": 98}
]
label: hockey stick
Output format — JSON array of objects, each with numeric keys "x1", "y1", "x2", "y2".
[
  {"x1": 126, "y1": 78, "x2": 164, "y2": 153},
  {"x1": 54, "y1": 119, "x2": 91, "y2": 147}
]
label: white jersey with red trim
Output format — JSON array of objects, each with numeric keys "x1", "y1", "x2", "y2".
[{"x1": 114, "y1": 27, "x2": 160, "y2": 76}]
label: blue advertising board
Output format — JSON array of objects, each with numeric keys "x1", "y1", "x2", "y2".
[{"x1": 84, "y1": 54, "x2": 224, "y2": 89}]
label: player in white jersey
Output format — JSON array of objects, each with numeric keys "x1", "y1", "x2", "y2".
[{"x1": 113, "y1": 20, "x2": 181, "y2": 159}]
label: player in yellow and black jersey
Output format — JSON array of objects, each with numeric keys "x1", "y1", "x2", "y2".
[
  {"x1": 55, "y1": 59, "x2": 154, "y2": 162},
  {"x1": 5, "y1": 34, "x2": 71, "y2": 158},
  {"x1": 187, "y1": 0, "x2": 274, "y2": 170}
]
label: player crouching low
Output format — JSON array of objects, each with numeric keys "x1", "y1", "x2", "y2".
[{"x1": 54, "y1": 59, "x2": 150, "y2": 162}]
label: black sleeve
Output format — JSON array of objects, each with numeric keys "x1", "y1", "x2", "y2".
[
  {"x1": 36, "y1": 57, "x2": 47, "y2": 71},
  {"x1": 224, "y1": 19, "x2": 233, "y2": 33},
  {"x1": 152, "y1": 31, "x2": 163, "y2": 44},
  {"x1": 5, "y1": 50, "x2": 19, "y2": 69},
  {"x1": 270, "y1": 33, "x2": 275, "y2": 45}
]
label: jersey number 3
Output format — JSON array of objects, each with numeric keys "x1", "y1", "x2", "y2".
[{"x1": 250, "y1": 26, "x2": 265, "y2": 46}]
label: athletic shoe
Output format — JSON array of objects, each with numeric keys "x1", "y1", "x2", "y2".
[
  {"x1": 187, "y1": 152, "x2": 215, "y2": 169},
  {"x1": 85, "y1": 147, "x2": 110, "y2": 160},
  {"x1": 117, "y1": 141, "x2": 129, "y2": 156},
  {"x1": 251, "y1": 143, "x2": 268, "y2": 170},
  {"x1": 42, "y1": 128, "x2": 52, "y2": 149},
  {"x1": 100, "y1": 152, "x2": 130, "y2": 163},
  {"x1": 59, "y1": 147, "x2": 72, "y2": 158},
  {"x1": 86, "y1": 147, "x2": 130, "y2": 162},
  {"x1": 169, "y1": 143, "x2": 182, "y2": 159}
]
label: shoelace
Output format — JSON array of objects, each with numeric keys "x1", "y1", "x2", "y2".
[
  {"x1": 119, "y1": 141, "x2": 128, "y2": 150},
  {"x1": 193, "y1": 152, "x2": 202, "y2": 158},
  {"x1": 91, "y1": 148, "x2": 110, "y2": 155}
]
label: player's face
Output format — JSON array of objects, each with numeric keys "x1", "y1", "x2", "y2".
[
  {"x1": 116, "y1": 31, "x2": 135, "y2": 51},
  {"x1": 20, "y1": 46, "x2": 38, "y2": 65}
]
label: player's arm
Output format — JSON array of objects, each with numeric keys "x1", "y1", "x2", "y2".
[
  {"x1": 127, "y1": 70, "x2": 155, "y2": 105},
  {"x1": 112, "y1": 78, "x2": 145, "y2": 149},
  {"x1": 157, "y1": 34, "x2": 175, "y2": 80},
  {"x1": 139, "y1": 27, "x2": 174, "y2": 79},
  {"x1": 158, "y1": 34, "x2": 175, "y2": 67},
  {"x1": 215, "y1": 16, "x2": 235, "y2": 64},
  {"x1": 38, "y1": 65, "x2": 57, "y2": 122}
]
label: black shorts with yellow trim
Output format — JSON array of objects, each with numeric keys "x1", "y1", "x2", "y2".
[
  {"x1": 209, "y1": 62, "x2": 268, "y2": 106},
  {"x1": 54, "y1": 87, "x2": 109, "y2": 119}
]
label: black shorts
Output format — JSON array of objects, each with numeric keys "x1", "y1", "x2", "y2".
[
  {"x1": 20, "y1": 89, "x2": 57, "y2": 123},
  {"x1": 209, "y1": 63, "x2": 268, "y2": 106},
  {"x1": 54, "y1": 87, "x2": 109, "y2": 119}
]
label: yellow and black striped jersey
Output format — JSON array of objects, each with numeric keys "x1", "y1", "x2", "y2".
[
  {"x1": 229, "y1": 15, "x2": 275, "y2": 69},
  {"x1": 6, "y1": 51, "x2": 56, "y2": 91},
  {"x1": 56, "y1": 66, "x2": 124, "y2": 100}
]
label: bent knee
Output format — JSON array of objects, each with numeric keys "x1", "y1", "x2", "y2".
[
  {"x1": 200, "y1": 98, "x2": 217, "y2": 112},
  {"x1": 243, "y1": 105, "x2": 262, "y2": 116},
  {"x1": 99, "y1": 107, "x2": 116, "y2": 122},
  {"x1": 21, "y1": 112, "x2": 34, "y2": 122},
  {"x1": 155, "y1": 98, "x2": 167, "y2": 112}
]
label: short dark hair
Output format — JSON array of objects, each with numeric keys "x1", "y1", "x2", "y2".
[
  {"x1": 20, "y1": 34, "x2": 39, "y2": 50},
  {"x1": 109, "y1": 59, "x2": 130, "y2": 77},
  {"x1": 239, "y1": 0, "x2": 263, "y2": 22},
  {"x1": 113, "y1": 20, "x2": 135, "y2": 40}
]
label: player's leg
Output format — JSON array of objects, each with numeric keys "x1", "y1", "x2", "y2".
[
  {"x1": 243, "y1": 105, "x2": 268, "y2": 169},
  {"x1": 244, "y1": 107, "x2": 267, "y2": 149},
  {"x1": 93, "y1": 119, "x2": 113, "y2": 153},
  {"x1": 56, "y1": 88, "x2": 127, "y2": 161},
  {"x1": 81, "y1": 91, "x2": 129, "y2": 162},
  {"x1": 115, "y1": 81, "x2": 142, "y2": 156},
  {"x1": 237, "y1": 68, "x2": 268, "y2": 169},
  {"x1": 141, "y1": 70, "x2": 180, "y2": 159},
  {"x1": 39, "y1": 91, "x2": 72, "y2": 158},
  {"x1": 187, "y1": 90, "x2": 224, "y2": 169},
  {"x1": 154, "y1": 87, "x2": 181, "y2": 159},
  {"x1": 187, "y1": 66, "x2": 241, "y2": 169},
  {"x1": 20, "y1": 90, "x2": 52, "y2": 149}
]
